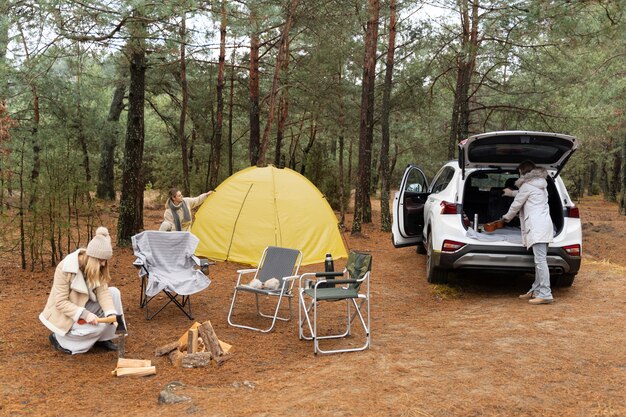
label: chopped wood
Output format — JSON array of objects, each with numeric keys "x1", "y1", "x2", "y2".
[
  {"x1": 218, "y1": 339, "x2": 232, "y2": 354},
  {"x1": 212, "y1": 353, "x2": 234, "y2": 367},
  {"x1": 117, "y1": 358, "x2": 151, "y2": 368},
  {"x1": 197, "y1": 338, "x2": 206, "y2": 353},
  {"x1": 187, "y1": 328, "x2": 198, "y2": 354},
  {"x1": 180, "y1": 352, "x2": 213, "y2": 368},
  {"x1": 168, "y1": 349, "x2": 184, "y2": 367},
  {"x1": 178, "y1": 322, "x2": 201, "y2": 350},
  {"x1": 197, "y1": 320, "x2": 223, "y2": 358},
  {"x1": 114, "y1": 366, "x2": 156, "y2": 377},
  {"x1": 155, "y1": 341, "x2": 179, "y2": 357}
]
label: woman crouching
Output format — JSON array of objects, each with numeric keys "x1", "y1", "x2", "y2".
[{"x1": 39, "y1": 227, "x2": 126, "y2": 354}]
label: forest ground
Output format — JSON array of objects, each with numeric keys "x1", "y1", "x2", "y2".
[{"x1": 0, "y1": 195, "x2": 624, "y2": 416}]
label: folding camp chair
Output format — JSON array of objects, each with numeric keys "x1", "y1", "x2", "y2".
[
  {"x1": 227, "y1": 246, "x2": 303, "y2": 332},
  {"x1": 298, "y1": 251, "x2": 372, "y2": 354},
  {"x1": 131, "y1": 231, "x2": 212, "y2": 320}
]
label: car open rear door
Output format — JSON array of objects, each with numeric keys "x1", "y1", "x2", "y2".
[
  {"x1": 392, "y1": 164, "x2": 429, "y2": 247},
  {"x1": 459, "y1": 131, "x2": 579, "y2": 177}
]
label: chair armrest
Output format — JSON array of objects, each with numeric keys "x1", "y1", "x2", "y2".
[
  {"x1": 314, "y1": 279, "x2": 357, "y2": 287},
  {"x1": 234, "y1": 268, "x2": 258, "y2": 286},
  {"x1": 191, "y1": 255, "x2": 215, "y2": 267},
  {"x1": 314, "y1": 271, "x2": 344, "y2": 278},
  {"x1": 282, "y1": 274, "x2": 301, "y2": 281}
]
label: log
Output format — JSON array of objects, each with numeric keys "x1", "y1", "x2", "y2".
[
  {"x1": 117, "y1": 358, "x2": 152, "y2": 368},
  {"x1": 168, "y1": 349, "x2": 185, "y2": 367},
  {"x1": 197, "y1": 338, "x2": 206, "y2": 353},
  {"x1": 197, "y1": 321, "x2": 223, "y2": 358},
  {"x1": 155, "y1": 341, "x2": 179, "y2": 357},
  {"x1": 178, "y1": 322, "x2": 201, "y2": 350},
  {"x1": 219, "y1": 340, "x2": 232, "y2": 354},
  {"x1": 114, "y1": 366, "x2": 156, "y2": 377},
  {"x1": 180, "y1": 352, "x2": 213, "y2": 368},
  {"x1": 212, "y1": 353, "x2": 234, "y2": 367},
  {"x1": 187, "y1": 328, "x2": 198, "y2": 354}
]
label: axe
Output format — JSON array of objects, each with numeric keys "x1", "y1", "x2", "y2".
[{"x1": 77, "y1": 314, "x2": 127, "y2": 357}]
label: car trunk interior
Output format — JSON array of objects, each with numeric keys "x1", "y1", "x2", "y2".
[{"x1": 462, "y1": 170, "x2": 564, "y2": 234}]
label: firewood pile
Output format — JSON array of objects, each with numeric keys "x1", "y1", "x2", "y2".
[
  {"x1": 111, "y1": 358, "x2": 156, "y2": 377},
  {"x1": 155, "y1": 320, "x2": 232, "y2": 368}
]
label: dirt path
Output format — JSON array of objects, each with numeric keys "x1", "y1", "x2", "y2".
[{"x1": 1, "y1": 196, "x2": 624, "y2": 416}]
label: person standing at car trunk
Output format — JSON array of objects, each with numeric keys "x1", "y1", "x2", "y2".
[{"x1": 501, "y1": 160, "x2": 554, "y2": 304}]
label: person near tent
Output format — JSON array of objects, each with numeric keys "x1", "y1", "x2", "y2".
[
  {"x1": 39, "y1": 227, "x2": 127, "y2": 354},
  {"x1": 501, "y1": 160, "x2": 554, "y2": 305},
  {"x1": 159, "y1": 187, "x2": 213, "y2": 232}
]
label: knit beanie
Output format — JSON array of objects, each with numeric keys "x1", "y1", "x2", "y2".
[{"x1": 86, "y1": 227, "x2": 113, "y2": 260}]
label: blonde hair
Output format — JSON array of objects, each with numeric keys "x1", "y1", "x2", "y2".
[
  {"x1": 166, "y1": 187, "x2": 180, "y2": 208},
  {"x1": 78, "y1": 250, "x2": 111, "y2": 288}
]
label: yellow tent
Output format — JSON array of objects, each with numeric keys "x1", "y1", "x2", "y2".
[{"x1": 191, "y1": 165, "x2": 348, "y2": 266}]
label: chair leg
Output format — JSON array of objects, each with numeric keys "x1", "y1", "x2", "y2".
[
  {"x1": 228, "y1": 288, "x2": 291, "y2": 333},
  {"x1": 139, "y1": 276, "x2": 147, "y2": 308},
  {"x1": 144, "y1": 290, "x2": 194, "y2": 320},
  {"x1": 298, "y1": 292, "x2": 315, "y2": 341},
  {"x1": 302, "y1": 296, "x2": 370, "y2": 355},
  {"x1": 258, "y1": 294, "x2": 292, "y2": 322}
]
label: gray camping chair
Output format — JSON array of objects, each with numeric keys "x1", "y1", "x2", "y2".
[
  {"x1": 227, "y1": 246, "x2": 303, "y2": 332},
  {"x1": 298, "y1": 251, "x2": 372, "y2": 354},
  {"x1": 132, "y1": 231, "x2": 212, "y2": 320}
]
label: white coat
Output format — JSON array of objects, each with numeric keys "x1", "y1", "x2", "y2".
[
  {"x1": 39, "y1": 249, "x2": 117, "y2": 335},
  {"x1": 502, "y1": 168, "x2": 553, "y2": 248}
]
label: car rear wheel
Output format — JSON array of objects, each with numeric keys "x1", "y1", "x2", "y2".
[
  {"x1": 426, "y1": 232, "x2": 448, "y2": 284},
  {"x1": 551, "y1": 273, "x2": 576, "y2": 287}
]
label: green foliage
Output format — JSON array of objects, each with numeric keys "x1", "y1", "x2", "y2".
[{"x1": 2, "y1": 0, "x2": 626, "y2": 268}]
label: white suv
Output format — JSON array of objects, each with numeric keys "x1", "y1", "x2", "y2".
[{"x1": 391, "y1": 131, "x2": 582, "y2": 286}]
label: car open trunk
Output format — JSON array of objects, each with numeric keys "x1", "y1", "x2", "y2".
[{"x1": 461, "y1": 170, "x2": 564, "y2": 236}]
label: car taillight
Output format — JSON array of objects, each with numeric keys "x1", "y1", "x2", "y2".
[
  {"x1": 440, "y1": 201, "x2": 457, "y2": 214},
  {"x1": 567, "y1": 206, "x2": 580, "y2": 218},
  {"x1": 563, "y1": 244, "x2": 581, "y2": 257},
  {"x1": 442, "y1": 240, "x2": 466, "y2": 252}
]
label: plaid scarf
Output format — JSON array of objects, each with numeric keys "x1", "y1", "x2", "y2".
[{"x1": 167, "y1": 198, "x2": 191, "y2": 231}]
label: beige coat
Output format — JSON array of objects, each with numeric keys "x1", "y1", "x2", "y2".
[
  {"x1": 160, "y1": 193, "x2": 209, "y2": 232},
  {"x1": 502, "y1": 168, "x2": 553, "y2": 248},
  {"x1": 39, "y1": 250, "x2": 116, "y2": 335}
]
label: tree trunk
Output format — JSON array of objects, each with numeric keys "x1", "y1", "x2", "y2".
[
  {"x1": 179, "y1": 15, "x2": 190, "y2": 196},
  {"x1": 352, "y1": 0, "x2": 380, "y2": 234},
  {"x1": 338, "y1": 134, "x2": 345, "y2": 226},
  {"x1": 97, "y1": 82, "x2": 125, "y2": 200},
  {"x1": 75, "y1": 45, "x2": 91, "y2": 184},
  {"x1": 274, "y1": 40, "x2": 290, "y2": 167},
  {"x1": 248, "y1": 8, "x2": 260, "y2": 166},
  {"x1": 620, "y1": 135, "x2": 626, "y2": 215},
  {"x1": 380, "y1": 0, "x2": 396, "y2": 232},
  {"x1": 610, "y1": 146, "x2": 621, "y2": 202},
  {"x1": 257, "y1": 0, "x2": 298, "y2": 166},
  {"x1": 210, "y1": 2, "x2": 227, "y2": 188},
  {"x1": 228, "y1": 39, "x2": 236, "y2": 176},
  {"x1": 29, "y1": 83, "x2": 40, "y2": 208},
  {"x1": 300, "y1": 119, "x2": 317, "y2": 176},
  {"x1": 447, "y1": 0, "x2": 479, "y2": 159},
  {"x1": 338, "y1": 69, "x2": 346, "y2": 226},
  {"x1": 117, "y1": 15, "x2": 146, "y2": 246},
  {"x1": 586, "y1": 160, "x2": 597, "y2": 196},
  {"x1": 288, "y1": 114, "x2": 305, "y2": 170}
]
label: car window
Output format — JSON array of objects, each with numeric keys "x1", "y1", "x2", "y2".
[
  {"x1": 404, "y1": 168, "x2": 427, "y2": 193},
  {"x1": 431, "y1": 167, "x2": 455, "y2": 193},
  {"x1": 470, "y1": 173, "x2": 518, "y2": 191}
]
